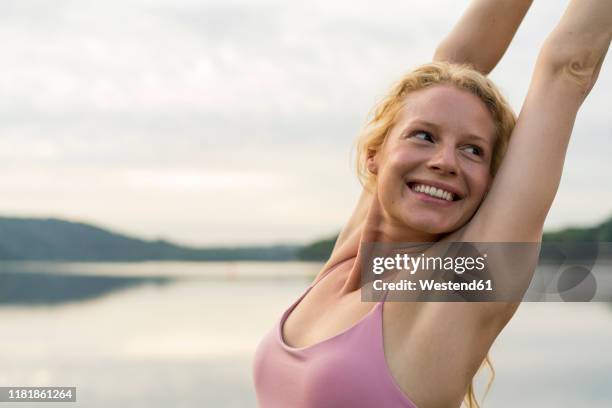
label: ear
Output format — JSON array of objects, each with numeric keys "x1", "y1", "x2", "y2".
[{"x1": 366, "y1": 149, "x2": 379, "y2": 175}]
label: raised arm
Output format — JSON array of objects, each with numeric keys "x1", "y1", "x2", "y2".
[
  {"x1": 465, "y1": 0, "x2": 612, "y2": 242},
  {"x1": 434, "y1": 0, "x2": 533, "y2": 74},
  {"x1": 328, "y1": 0, "x2": 534, "y2": 262}
]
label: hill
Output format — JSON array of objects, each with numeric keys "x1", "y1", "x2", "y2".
[
  {"x1": 0, "y1": 217, "x2": 297, "y2": 261},
  {"x1": 1, "y1": 215, "x2": 610, "y2": 262},
  {"x1": 296, "y1": 216, "x2": 612, "y2": 261}
]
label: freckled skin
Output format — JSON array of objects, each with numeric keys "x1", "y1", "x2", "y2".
[{"x1": 368, "y1": 85, "x2": 497, "y2": 241}]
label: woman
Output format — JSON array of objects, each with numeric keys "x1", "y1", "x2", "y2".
[{"x1": 253, "y1": 0, "x2": 611, "y2": 407}]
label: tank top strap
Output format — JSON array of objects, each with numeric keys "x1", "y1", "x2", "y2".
[
  {"x1": 377, "y1": 284, "x2": 391, "y2": 303},
  {"x1": 310, "y1": 257, "x2": 391, "y2": 303}
]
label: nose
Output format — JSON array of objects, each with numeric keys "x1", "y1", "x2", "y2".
[{"x1": 427, "y1": 144, "x2": 458, "y2": 176}]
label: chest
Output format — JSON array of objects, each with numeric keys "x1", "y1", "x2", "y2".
[{"x1": 282, "y1": 277, "x2": 498, "y2": 408}]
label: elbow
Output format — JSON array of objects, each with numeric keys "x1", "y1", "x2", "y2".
[
  {"x1": 536, "y1": 31, "x2": 611, "y2": 96},
  {"x1": 433, "y1": 42, "x2": 491, "y2": 75},
  {"x1": 433, "y1": 40, "x2": 460, "y2": 64}
]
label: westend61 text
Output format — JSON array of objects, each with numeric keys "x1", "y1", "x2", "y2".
[{"x1": 373, "y1": 279, "x2": 493, "y2": 292}]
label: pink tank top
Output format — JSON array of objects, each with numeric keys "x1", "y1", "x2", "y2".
[{"x1": 252, "y1": 258, "x2": 418, "y2": 408}]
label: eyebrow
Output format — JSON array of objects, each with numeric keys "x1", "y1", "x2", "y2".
[{"x1": 407, "y1": 119, "x2": 491, "y2": 145}]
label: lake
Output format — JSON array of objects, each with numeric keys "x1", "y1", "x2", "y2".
[{"x1": 0, "y1": 261, "x2": 611, "y2": 407}]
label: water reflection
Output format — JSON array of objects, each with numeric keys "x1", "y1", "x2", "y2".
[
  {"x1": 0, "y1": 270, "x2": 172, "y2": 306},
  {"x1": 0, "y1": 261, "x2": 610, "y2": 407},
  {"x1": 0, "y1": 261, "x2": 319, "y2": 307}
]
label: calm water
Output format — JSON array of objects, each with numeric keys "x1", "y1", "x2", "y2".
[{"x1": 0, "y1": 261, "x2": 611, "y2": 407}]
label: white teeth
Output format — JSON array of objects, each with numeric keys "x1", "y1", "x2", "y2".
[{"x1": 410, "y1": 183, "x2": 455, "y2": 201}]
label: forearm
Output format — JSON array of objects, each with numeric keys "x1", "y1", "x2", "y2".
[
  {"x1": 474, "y1": 0, "x2": 611, "y2": 241},
  {"x1": 434, "y1": 0, "x2": 533, "y2": 74},
  {"x1": 537, "y1": 0, "x2": 612, "y2": 97}
]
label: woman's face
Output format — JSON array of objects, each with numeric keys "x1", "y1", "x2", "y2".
[{"x1": 368, "y1": 84, "x2": 497, "y2": 240}]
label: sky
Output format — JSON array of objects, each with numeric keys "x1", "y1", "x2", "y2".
[{"x1": 1, "y1": 0, "x2": 611, "y2": 246}]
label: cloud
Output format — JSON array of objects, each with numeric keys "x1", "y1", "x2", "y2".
[{"x1": 0, "y1": 0, "x2": 610, "y2": 244}]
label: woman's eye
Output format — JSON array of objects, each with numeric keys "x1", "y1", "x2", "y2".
[
  {"x1": 412, "y1": 131, "x2": 433, "y2": 142},
  {"x1": 464, "y1": 145, "x2": 482, "y2": 156}
]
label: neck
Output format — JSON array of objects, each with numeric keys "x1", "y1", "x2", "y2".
[
  {"x1": 340, "y1": 190, "x2": 438, "y2": 294},
  {"x1": 362, "y1": 190, "x2": 440, "y2": 243}
]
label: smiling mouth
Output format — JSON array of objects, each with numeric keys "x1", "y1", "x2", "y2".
[{"x1": 406, "y1": 182, "x2": 462, "y2": 202}]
